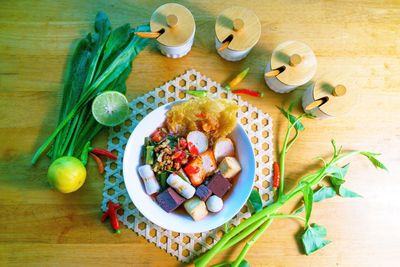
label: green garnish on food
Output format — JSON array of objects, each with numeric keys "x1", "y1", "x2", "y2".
[{"x1": 145, "y1": 146, "x2": 155, "y2": 165}]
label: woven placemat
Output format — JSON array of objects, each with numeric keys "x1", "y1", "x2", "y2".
[{"x1": 101, "y1": 69, "x2": 274, "y2": 262}]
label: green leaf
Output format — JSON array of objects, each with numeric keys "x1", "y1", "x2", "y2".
[
  {"x1": 238, "y1": 260, "x2": 250, "y2": 267},
  {"x1": 31, "y1": 24, "x2": 150, "y2": 164},
  {"x1": 94, "y1": 11, "x2": 112, "y2": 45},
  {"x1": 302, "y1": 185, "x2": 313, "y2": 226},
  {"x1": 361, "y1": 152, "x2": 388, "y2": 171},
  {"x1": 313, "y1": 186, "x2": 337, "y2": 202},
  {"x1": 327, "y1": 163, "x2": 350, "y2": 179},
  {"x1": 339, "y1": 186, "x2": 362, "y2": 198},
  {"x1": 301, "y1": 223, "x2": 331, "y2": 255},
  {"x1": 247, "y1": 190, "x2": 263, "y2": 214},
  {"x1": 294, "y1": 186, "x2": 336, "y2": 214},
  {"x1": 277, "y1": 106, "x2": 305, "y2": 131}
]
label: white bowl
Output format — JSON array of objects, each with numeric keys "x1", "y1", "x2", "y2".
[{"x1": 123, "y1": 101, "x2": 255, "y2": 233}]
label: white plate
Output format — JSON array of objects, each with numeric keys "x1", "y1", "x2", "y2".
[{"x1": 123, "y1": 101, "x2": 255, "y2": 233}]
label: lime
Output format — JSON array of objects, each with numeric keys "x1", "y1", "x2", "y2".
[
  {"x1": 92, "y1": 91, "x2": 130, "y2": 127},
  {"x1": 48, "y1": 156, "x2": 86, "y2": 193}
]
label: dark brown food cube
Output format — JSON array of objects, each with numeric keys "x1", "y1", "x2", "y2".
[
  {"x1": 195, "y1": 184, "x2": 212, "y2": 201},
  {"x1": 207, "y1": 173, "x2": 232, "y2": 198},
  {"x1": 156, "y1": 187, "x2": 185, "y2": 212}
]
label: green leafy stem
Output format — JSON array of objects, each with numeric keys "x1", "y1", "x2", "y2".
[{"x1": 193, "y1": 106, "x2": 387, "y2": 267}]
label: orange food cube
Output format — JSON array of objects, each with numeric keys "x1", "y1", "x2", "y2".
[
  {"x1": 184, "y1": 150, "x2": 217, "y2": 186},
  {"x1": 184, "y1": 157, "x2": 206, "y2": 186}
]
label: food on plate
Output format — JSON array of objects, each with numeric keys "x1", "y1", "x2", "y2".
[
  {"x1": 214, "y1": 137, "x2": 235, "y2": 162},
  {"x1": 206, "y1": 195, "x2": 224, "y2": 213},
  {"x1": 184, "y1": 197, "x2": 208, "y2": 221},
  {"x1": 138, "y1": 165, "x2": 160, "y2": 195},
  {"x1": 195, "y1": 184, "x2": 212, "y2": 202},
  {"x1": 187, "y1": 131, "x2": 208, "y2": 154},
  {"x1": 166, "y1": 98, "x2": 238, "y2": 141},
  {"x1": 166, "y1": 173, "x2": 195, "y2": 199},
  {"x1": 218, "y1": 156, "x2": 242, "y2": 179},
  {"x1": 138, "y1": 99, "x2": 242, "y2": 221},
  {"x1": 156, "y1": 187, "x2": 185, "y2": 213},
  {"x1": 201, "y1": 150, "x2": 218, "y2": 175},
  {"x1": 207, "y1": 173, "x2": 232, "y2": 198}
]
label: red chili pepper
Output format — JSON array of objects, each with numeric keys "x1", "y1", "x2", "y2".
[
  {"x1": 232, "y1": 89, "x2": 264, "y2": 97},
  {"x1": 188, "y1": 142, "x2": 199, "y2": 155},
  {"x1": 179, "y1": 138, "x2": 187, "y2": 149},
  {"x1": 91, "y1": 148, "x2": 117, "y2": 160},
  {"x1": 184, "y1": 165, "x2": 200, "y2": 175},
  {"x1": 273, "y1": 161, "x2": 280, "y2": 188},
  {"x1": 90, "y1": 152, "x2": 104, "y2": 174},
  {"x1": 102, "y1": 201, "x2": 122, "y2": 234}
]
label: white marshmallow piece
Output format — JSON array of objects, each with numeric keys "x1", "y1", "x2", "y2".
[
  {"x1": 138, "y1": 165, "x2": 160, "y2": 195},
  {"x1": 167, "y1": 173, "x2": 195, "y2": 199},
  {"x1": 184, "y1": 197, "x2": 208, "y2": 221},
  {"x1": 218, "y1": 157, "x2": 242, "y2": 179},
  {"x1": 206, "y1": 195, "x2": 224, "y2": 213}
]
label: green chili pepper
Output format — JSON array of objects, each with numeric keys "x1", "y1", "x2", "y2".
[
  {"x1": 80, "y1": 141, "x2": 91, "y2": 166},
  {"x1": 185, "y1": 90, "x2": 208, "y2": 97}
]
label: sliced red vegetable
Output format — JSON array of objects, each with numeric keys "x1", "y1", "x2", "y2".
[
  {"x1": 232, "y1": 89, "x2": 264, "y2": 97},
  {"x1": 173, "y1": 151, "x2": 186, "y2": 163},
  {"x1": 90, "y1": 148, "x2": 117, "y2": 160},
  {"x1": 90, "y1": 152, "x2": 104, "y2": 174},
  {"x1": 273, "y1": 161, "x2": 280, "y2": 188},
  {"x1": 179, "y1": 138, "x2": 187, "y2": 149},
  {"x1": 184, "y1": 165, "x2": 200, "y2": 175},
  {"x1": 188, "y1": 142, "x2": 199, "y2": 155},
  {"x1": 102, "y1": 201, "x2": 122, "y2": 234}
]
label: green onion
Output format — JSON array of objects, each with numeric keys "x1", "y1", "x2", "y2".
[{"x1": 145, "y1": 146, "x2": 155, "y2": 165}]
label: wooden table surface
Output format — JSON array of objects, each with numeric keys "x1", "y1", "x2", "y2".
[{"x1": 1, "y1": 0, "x2": 399, "y2": 266}]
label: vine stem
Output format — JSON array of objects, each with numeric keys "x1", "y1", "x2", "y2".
[
  {"x1": 231, "y1": 219, "x2": 274, "y2": 267},
  {"x1": 222, "y1": 217, "x2": 269, "y2": 251},
  {"x1": 278, "y1": 115, "x2": 305, "y2": 199}
]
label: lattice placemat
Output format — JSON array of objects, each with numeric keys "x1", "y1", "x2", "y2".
[{"x1": 101, "y1": 69, "x2": 274, "y2": 262}]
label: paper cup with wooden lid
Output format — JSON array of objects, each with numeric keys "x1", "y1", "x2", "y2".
[
  {"x1": 215, "y1": 6, "x2": 261, "y2": 61},
  {"x1": 264, "y1": 40, "x2": 317, "y2": 93},
  {"x1": 150, "y1": 3, "x2": 195, "y2": 58},
  {"x1": 302, "y1": 80, "x2": 357, "y2": 119}
]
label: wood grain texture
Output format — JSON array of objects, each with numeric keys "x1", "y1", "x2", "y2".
[{"x1": 1, "y1": 0, "x2": 399, "y2": 266}]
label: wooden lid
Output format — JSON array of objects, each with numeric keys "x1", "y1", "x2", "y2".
[
  {"x1": 313, "y1": 80, "x2": 356, "y2": 116},
  {"x1": 150, "y1": 3, "x2": 195, "y2": 47},
  {"x1": 215, "y1": 6, "x2": 261, "y2": 51},
  {"x1": 271, "y1": 40, "x2": 317, "y2": 86}
]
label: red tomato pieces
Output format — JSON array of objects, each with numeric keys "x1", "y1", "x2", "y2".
[
  {"x1": 179, "y1": 138, "x2": 187, "y2": 149},
  {"x1": 173, "y1": 151, "x2": 186, "y2": 163},
  {"x1": 151, "y1": 129, "x2": 165, "y2": 143},
  {"x1": 188, "y1": 142, "x2": 199, "y2": 155}
]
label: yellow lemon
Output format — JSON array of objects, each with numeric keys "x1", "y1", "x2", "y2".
[{"x1": 48, "y1": 156, "x2": 86, "y2": 193}]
